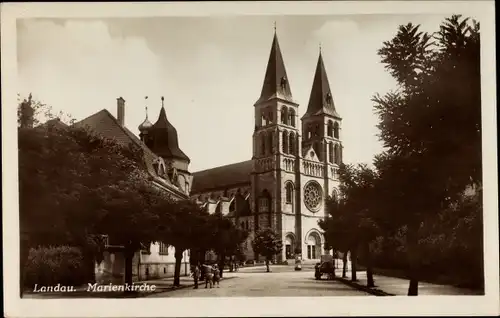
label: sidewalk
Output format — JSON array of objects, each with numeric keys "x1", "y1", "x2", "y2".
[
  {"x1": 23, "y1": 274, "x2": 233, "y2": 298},
  {"x1": 333, "y1": 269, "x2": 483, "y2": 296}
]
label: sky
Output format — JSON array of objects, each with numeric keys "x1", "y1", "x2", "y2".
[{"x1": 17, "y1": 14, "x2": 455, "y2": 172}]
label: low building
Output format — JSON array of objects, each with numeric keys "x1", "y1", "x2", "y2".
[{"x1": 73, "y1": 96, "x2": 192, "y2": 283}]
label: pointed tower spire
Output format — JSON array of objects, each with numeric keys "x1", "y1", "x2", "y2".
[
  {"x1": 304, "y1": 49, "x2": 340, "y2": 118},
  {"x1": 255, "y1": 30, "x2": 294, "y2": 105}
]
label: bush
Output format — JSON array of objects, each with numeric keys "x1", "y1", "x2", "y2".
[{"x1": 24, "y1": 245, "x2": 87, "y2": 289}]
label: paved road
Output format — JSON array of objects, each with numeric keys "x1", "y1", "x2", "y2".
[{"x1": 147, "y1": 265, "x2": 371, "y2": 297}]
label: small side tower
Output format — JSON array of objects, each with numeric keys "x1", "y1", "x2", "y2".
[{"x1": 147, "y1": 96, "x2": 193, "y2": 195}]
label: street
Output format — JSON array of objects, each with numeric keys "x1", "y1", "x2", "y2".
[{"x1": 147, "y1": 265, "x2": 371, "y2": 297}]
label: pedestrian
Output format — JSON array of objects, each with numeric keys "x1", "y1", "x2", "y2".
[
  {"x1": 191, "y1": 264, "x2": 200, "y2": 289},
  {"x1": 204, "y1": 264, "x2": 213, "y2": 289},
  {"x1": 212, "y1": 264, "x2": 220, "y2": 288}
]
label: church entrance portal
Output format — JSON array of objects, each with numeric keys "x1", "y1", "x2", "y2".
[{"x1": 306, "y1": 231, "x2": 322, "y2": 260}]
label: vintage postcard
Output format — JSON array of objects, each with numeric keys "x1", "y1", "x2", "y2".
[{"x1": 2, "y1": 1, "x2": 498, "y2": 317}]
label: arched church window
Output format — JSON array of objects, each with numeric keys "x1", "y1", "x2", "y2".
[
  {"x1": 281, "y1": 107, "x2": 288, "y2": 125},
  {"x1": 268, "y1": 109, "x2": 273, "y2": 124},
  {"x1": 333, "y1": 122, "x2": 340, "y2": 139},
  {"x1": 285, "y1": 182, "x2": 294, "y2": 204},
  {"x1": 334, "y1": 144, "x2": 340, "y2": 164},
  {"x1": 327, "y1": 121, "x2": 334, "y2": 137},
  {"x1": 241, "y1": 222, "x2": 244, "y2": 228},
  {"x1": 289, "y1": 109, "x2": 296, "y2": 127},
  {"x1": 282, "y1": 130, "x2": 289, "y2": 154},
  {"x1": 261, "y1": 111, "x2": 267, "y2": 126},
  {"x1": 289, "y1": 132, "x2": 295, "y2": 155},
  {"x1": 328, "y1": 142, "x2": 334, "y2": 163}
]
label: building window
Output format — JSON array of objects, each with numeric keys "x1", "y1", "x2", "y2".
[
  {"x1": 289, "y1": 109, "x2": 295, "y2": 127},
  {"x1": 285, "y1": 182, "x2": 294, "y2": 204},
  {"x1": 159, "y1": 242, "x2": 169, "y2": 255},
  {"x1": 259, "y1": 198, "x2": 269, "y2": 212},
  {"x1": 333, "y1": 122, "x2": 340, "y2": 139},
  {"x1": 282, "y1": 130, "x2": 289, "y2": 154},
  {"x1": 327, "y1": 121, "x2": 334, "y2": 137},
  {"x1": 246, "y1": 220, "x2": 249, "y2": 230},
  {"x1": 304, "y1": 181, "x2": 323, "y2": 212},
  {"x1": 288, "y1": 132, "x2": 295, "y2": 155},
  {"x1": 281, "y1": 107, "x2": 288, "y2": 125}
]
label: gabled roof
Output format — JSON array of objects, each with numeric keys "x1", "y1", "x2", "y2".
[
  {"x1": 255, "y1": 32, "x2": 295, "y2": 105},
  {"x1": 73, "y1": 109, "x2": 188, "y2": 199},
  {"x1": 303, "y1": 51, "x2": 341, "y2": 119},
  {"x1": 191, "y1": 160, "x2": 253, "y2": 194}
]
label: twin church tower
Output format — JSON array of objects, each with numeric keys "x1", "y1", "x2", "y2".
[{"x1": 136, "y1": 29, "x2": 344, "y2": 263}]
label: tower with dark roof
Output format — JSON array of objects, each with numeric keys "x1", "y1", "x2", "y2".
[
  {"x1": 301, "y1": 49, "x2": 343, "y2": 166},
  {"x1": 143, "y1": 96, "x2": 193, "y2": 194},
  {"x1": 251, "y1": 29, "x2": 302, "y2": 260}
]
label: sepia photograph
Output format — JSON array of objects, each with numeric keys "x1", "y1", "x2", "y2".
[{"x1": 2, "y1": 1, "x2": 498, "y2": 317}]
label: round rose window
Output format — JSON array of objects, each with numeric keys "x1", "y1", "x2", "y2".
[{"x1": 304, "y1": 181, "x2": 323, "y2": 212}]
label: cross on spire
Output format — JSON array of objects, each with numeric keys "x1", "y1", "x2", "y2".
[
  {"x1": 145, "y1": 96, "x2": 149, "y2": 119},
  {"x1": 274, "y1": 21, "x2": 276, "y2": 33},
  {"x1": 161, "y1": 96, "x2": 164, "y2": 108}
]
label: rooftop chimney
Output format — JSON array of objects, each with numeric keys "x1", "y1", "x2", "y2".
[{"x1": 117, "y1": 97, "x2": 125, "y2": 126}]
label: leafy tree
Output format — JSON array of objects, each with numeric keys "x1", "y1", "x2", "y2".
[
  {"x1": 18, "y1": 95, "x2": 158, "y2": 292},
  {"x1": 251, "y1": 228, "x2": 283, "y2": 272},
  {"x1": 157, "y1": 199, "x2": 211, "y2": 286},
  {"x1": 372, "y1": 15, "x2": 481, "y2": 295},
  {"x1": 208, "y1": 216, "x2": 249, "y2": 277},
  {"x1": 320, "y1": 163, "x2": 379, "y2": 285}
]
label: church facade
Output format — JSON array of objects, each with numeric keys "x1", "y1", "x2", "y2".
[{"x1": 190, "y1": 32, "x2": 343, "y2": 263}]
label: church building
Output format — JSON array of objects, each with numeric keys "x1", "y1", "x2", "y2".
[{"x1": 190, "y1": 31, "x2": 343, "y2": 263}]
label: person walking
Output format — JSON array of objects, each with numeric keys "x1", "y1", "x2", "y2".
[
  {"x1": 204, "y1": 264, "x2": 213, "y2": 289},
  {"x1": 191, "y1": 264, "x2": 200, "y2": 289},
  {"x1": 212, "y1": 264, "x2": 220, "y2": 288}
]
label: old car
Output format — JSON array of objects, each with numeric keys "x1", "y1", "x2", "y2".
[{"x1": 315, "y1": 255, "x2": 335, "y2": 280}]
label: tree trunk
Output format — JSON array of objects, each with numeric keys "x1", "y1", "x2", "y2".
[
  {"x1": 124, "y1": 247, "x2": 135, "y2": 288},
  {"x1": 407, "y1": 223, "x2": 420, "y2": 296},
  {"x1": 365, "y1": 242, "x2": 375, "y2": 288},
  {"x1": 351, "y1": 249, "x2": 358, "y2": 282},
  {"x1": 342, "y1": 251, "x2": 348, "y2": 278},
  {"x1": 174, "y1": 248, "x2": 183, "y2": 287},
  {"x1": 265, "y1": 259, "x2": 270, "y2": 272},
  {"x1": 81, "y1": 248, "x2": 96, "y2": 284}
]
